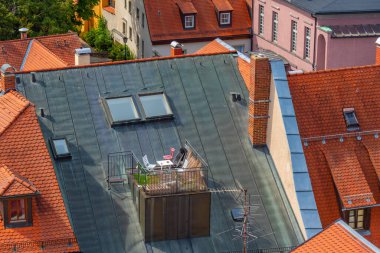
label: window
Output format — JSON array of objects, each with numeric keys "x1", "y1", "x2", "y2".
[
  {"x1": 137, "y1": 35, "x2": 140, "y2": 50},
  {"x1": 219, "y1": 12, "x2": 231, "y2": 25},
  {"x1": 142, "y1": 40, "x2": 145, "y2": 58},
  {"x1": 142, "y1": 13, "x2": 145, "y2": 28},
  {"x1": 343, "y1": 108, "x2": 360, "y2": 131},
  {"x1": 104, "y1": 97, "x2": 140, "y2": 125},
  {"x1": 124, "y1": 0, "x2": 127, "y2": 9},
  {"x1": 5, "y1": 198, "x2": 32, "y2": 228},
  {"x1": 50, "y1": 138, "x2": 71, "y2": 159},
  {"x1": 259, "y1": 5, "x2": 264, "y2": 35},
  {"x1": 139, "y1": 93, "x2": 173, "y2": 118},
  {"x1": 129, "y1": 27, "x2": 133, "y2": 41},
  {"x1": 122, "y1": 21, "x2": 127, "y2": 35},
  {"x1": 272, "y1": 12, "x2": 278, "y2": 43},
  {"x1": 109, "y1": 0, "x2": 114, "y2": 7},
  {"x1": 291, "y1": 20, "x2": 297, "y2": 52},
  {"x1": 305, "y1": 27, "x2": 311, "y2": 59},
  {"x1": 184, "y1": 15, "x2": 195, "y2": 29},
  {"x1": 9, "y1": 199, "x2": 26, "y2": 223},
  {"x1": 234, "y1": 45, "x2": 245, "y2": 53},
  {"x1": 128, "y1": 1, "x2": 132, "y2": 14},
  {"x1": 136, "y1": 8, "x2": 140, "y2": 20},
  {"x1": 346, "y1": 209, "x2": 369, "y2": 230}
]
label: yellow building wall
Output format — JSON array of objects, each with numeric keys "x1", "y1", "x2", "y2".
[{"x1": 80, "y1": 0, "x2": 109, "y2": 33}]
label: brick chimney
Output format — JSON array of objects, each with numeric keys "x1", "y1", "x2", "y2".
[
  {"x1": 248, "y1": 55, "x2": 271, "y2": 145},
  {"x1": 19, "y1": 28, "x2": 29, "y2": 40},
  {"x1": 170, "y1": 41, "x2": 183, "y2": 56},
  {"x1": 0, "y1": 64, "x2": 16, "y2": 92},
  {"x1": 75, "y1": 48, "x2": 91, "y2": 66},
  {"x1": 376, "y1": 37, "x2": 380, "y2": 65}
]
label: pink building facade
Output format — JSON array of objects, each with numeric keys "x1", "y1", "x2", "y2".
[{"x1": 252, "y1": 0, "x2": 380, "y2": 71}]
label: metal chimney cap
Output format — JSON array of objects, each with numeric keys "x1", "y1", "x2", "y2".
[
  {"x1": 18, "y1": 28, "x2": 29, "y2": 33},
  {"x1": 75, "y1": 48, "x2": 92, "y2": 55},
  {"x1": 1, "y1": 64, "x2": 15, "y2": 74},
  {"x1": 376, "y1": 37, "x2": 380, "y2": 45},
  {"x1": 170, "y1": 41, "x2": 183, "y2": 49}
]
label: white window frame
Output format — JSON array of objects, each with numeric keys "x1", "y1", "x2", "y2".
[
  {"x1": 305, "y1": 27, "x2": 311, "y2": 59},
  {"x1": 272, "y1": 12, "x2": 278, "y2": 43},
  {"x1": 220, "y1": 12, "x2": 231, "y2": 25},
  {"x1": 184, "y1": 15, "x2": 195, "y2": 29},
  {"x1": 259, "y1": 5, "x2": 264, "y2": 35},
  {"x1": 291, "y1": 20, "x2": 298, "y2": 52},
  {"x1": 122, "y1": 21, "x2": 127, "y2": 35}
]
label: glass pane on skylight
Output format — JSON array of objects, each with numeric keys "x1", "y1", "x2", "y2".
[
  {"x1": 53, "y1": 139, "x2": 70, "y2": 155},
  {"x1": 106, "y1": 97, "x2": 139, "y2": 122},
  {"x1": 140, "y1": 93, "x2": 173, "y2": 118}
]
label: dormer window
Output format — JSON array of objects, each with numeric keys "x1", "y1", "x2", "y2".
[
  {"x1": 177, "y1": 1, "x2": 197, "y2": 30},
  {"x1": 184, "y1": 15, "x2": 195, "y2": 29},
  {"x1": 219, "y1": 12, "x2": 231, "y2": 25},
  {"x1": 4, "y1": 198, "x2": 33, "y2": 228},
  {"x1": 343, "y1": 108, "x2": 359, "y2": 131}
]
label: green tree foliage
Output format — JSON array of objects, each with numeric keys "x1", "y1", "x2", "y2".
[
  {"x1": 0, "y1": 0, "x2": 99, "y2": 41},
  {"x1": 84, "y1": 17, "x2": 134, "y2": 61}
]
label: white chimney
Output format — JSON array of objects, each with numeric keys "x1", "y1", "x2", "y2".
[{"x1": 75, "y1": 48, "x2": 91, "y2": 66}]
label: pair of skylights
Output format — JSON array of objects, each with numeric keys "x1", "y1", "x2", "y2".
[{"x1": 104, "y1": 93, "x2": 173, "y2": 125}]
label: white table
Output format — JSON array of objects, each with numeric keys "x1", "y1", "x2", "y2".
[{"x1": 156, "y1": 160, "x2": 173, "y2": 170}]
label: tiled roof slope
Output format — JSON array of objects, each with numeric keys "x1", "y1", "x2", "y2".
[
  {"x1": 0, "y1": 91, "x2": 79, "y2": 252},
  {"x1": 22, "y1": 40, "x2": 68, "y2": 71},
  {"x1": 0, "y1": 32, "x2": 83, "y2": 70},
  {"x1": 144, "y1": 0, "x2": 251, "y2": 43},
  {"x1": 0, "y1": 165, "x2": 38, "y2": 196},
  {"x1": 0, "y1": 91, "x2": 29, "y2": 134},
  {"x1": 292, "y1": 220, "x2": 380, "y2": 253},
  {"x1": 288, "y1": 65, "x2": 380, "y2": 245}
]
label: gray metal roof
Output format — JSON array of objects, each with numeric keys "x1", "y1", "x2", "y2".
[
  {"x1": 322, "y1": 24, "x2": 380, "y2": 38},
  {"x1": 284, "y1": 0, "x2": 380, "y2": 14},
  {"x1": 17, "y1": 54, "x2": 302, "y2": 253}
]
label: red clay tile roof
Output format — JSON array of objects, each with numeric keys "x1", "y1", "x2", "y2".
[
  {"x1": 288, "y1": 64, "x2": 380, "y2": 246},
  {"x1": 0, "y1": 91, "x2": 79, "y2": 252},
  {"x1": 103, "y1": 6, "x2": 116, "y2": 14},
  {"x1": 0, "y1": 165, "x2": 38, "y2": 197},
  {"x1": 22, "y1": 40, "x2": 68, "y2": 71},
  {"x1": 0, "y1": 32, "x2": 83, "y2": 70},
  {"x1": 211, "y1": 0, "x2": 234, "y2": 11},
  {"x1": 144, "y1": 0, "x2": 251, "y2": 43},
  {"x1": 177, "y1": 1, "x2": 198, "y2": 14},
  {"x1": 0, "y1": 91, "x2": 29, "y2": 134},
  {"x1": 292, "y1": 220, "x2": 380, "y2": 252}
]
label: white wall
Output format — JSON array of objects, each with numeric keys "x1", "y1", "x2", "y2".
[{"x1": 153, "y1": 38, "x2": 251, "y2": 56}]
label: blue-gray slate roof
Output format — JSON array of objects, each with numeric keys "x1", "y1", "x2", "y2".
[
  {"x1": 284, "y1": 0, "x2": 380, "y2": 14},
  {"x1": 17, "y1": 54, "x2": 302, "y2": 253}
]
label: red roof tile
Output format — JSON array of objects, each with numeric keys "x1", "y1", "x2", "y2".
[
  {"x1": 177, "y1": 1, "x2": 198, "y2": 14},
  {"x1": 211, "y1": 0, "x2": 234, "y2": 11},
  {"x1": 0, "y1": 32, "x2": 84, "y2": 70},
  {"x1": 0, "y1": 91, "x2": 79, "y2": 252},
  {"x1": 288, "y1": 64, "x2": 380, "y2": 246},
  {"x1": 103, "y1": 6, "x2": 116, "y2": 15},
  {"x1": 292, "y1": 220, "x2": 379, "y2": 253},
  {"x1": 0, "y1": 165, "x2": 38, "y2": 197},
  {"x1": 144, "y1": 0, "x2": 251, "y2": 43},
  {"x1": 22, "y1": 40, "x2": 68, "y2": 71}
]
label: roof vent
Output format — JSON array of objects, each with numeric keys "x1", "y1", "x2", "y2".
[
  {"x1": 31, "y1": 72, "x2": 36, "y2": 83},
  {"x1": 231, "y1": 92, "x2": 241, "y2": 102}
]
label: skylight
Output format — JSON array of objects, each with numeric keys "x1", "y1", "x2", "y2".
[
  {"x1": 50, "y1": 138, "x2": 71, "y2": 159},
  {"x1": 104, "y1": 96, "x2": 140, "y2": 124},
  {"x1": 139, "y1": 93, "x2": 173, "y2": 118},
  {"x1": 343, "y1": 108, "x2": 359, "y2": 131}
]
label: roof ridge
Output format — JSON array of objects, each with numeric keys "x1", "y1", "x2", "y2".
[
  {"x1": 288, "y1": 63, "x2": 380, "y2": 77},
  {"x1": 0, "y1": 32, "x2": 76, "y2": 45},
  {"x1": 16, "y1": 51, "x2": 234, "y2": 74},
  {"x1": 31, "y1": 39, "x2": 69, "y2": 66},
  {"x1": 0, "y1": 91, "x2": 31, "y2": 136}
]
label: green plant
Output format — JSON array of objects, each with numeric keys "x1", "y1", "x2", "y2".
[{"x1": 109, "y1": 43, "x2": 134, "y2": 61}]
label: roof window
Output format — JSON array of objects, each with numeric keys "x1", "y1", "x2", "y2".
[
  {"x1": 219, "y1": 12, "x2": 231, "y2": 26},
  {"x1": 104, "y1": 96, "x2": 140, "y2": 125},
  {"x1": 50, "y1": 138, "x2": 71, "y2": 159},
  {"x1": 343, "y1": 108, "x2": 359, "y2": 131},
  {"x1": 139, "y1": 93, "x2": 173, "y2": 119}
]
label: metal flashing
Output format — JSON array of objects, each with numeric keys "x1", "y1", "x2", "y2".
[{"x1": 20, "y1": 40, "x2": 34, "y2": 71}]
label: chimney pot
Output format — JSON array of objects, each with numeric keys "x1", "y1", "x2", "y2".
[
  {"x1": 0, "y1": 64, "x2": 16, "y2": 92},
  {"x1": 170, "y1": 41, "x2": 184, "y2": 56},
  {"x1": 75, "y1": 48, "x2": 91, "y2": 66},
  {"x1": 19, "y1": 28, "x2": 29, "y2": 40}
]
